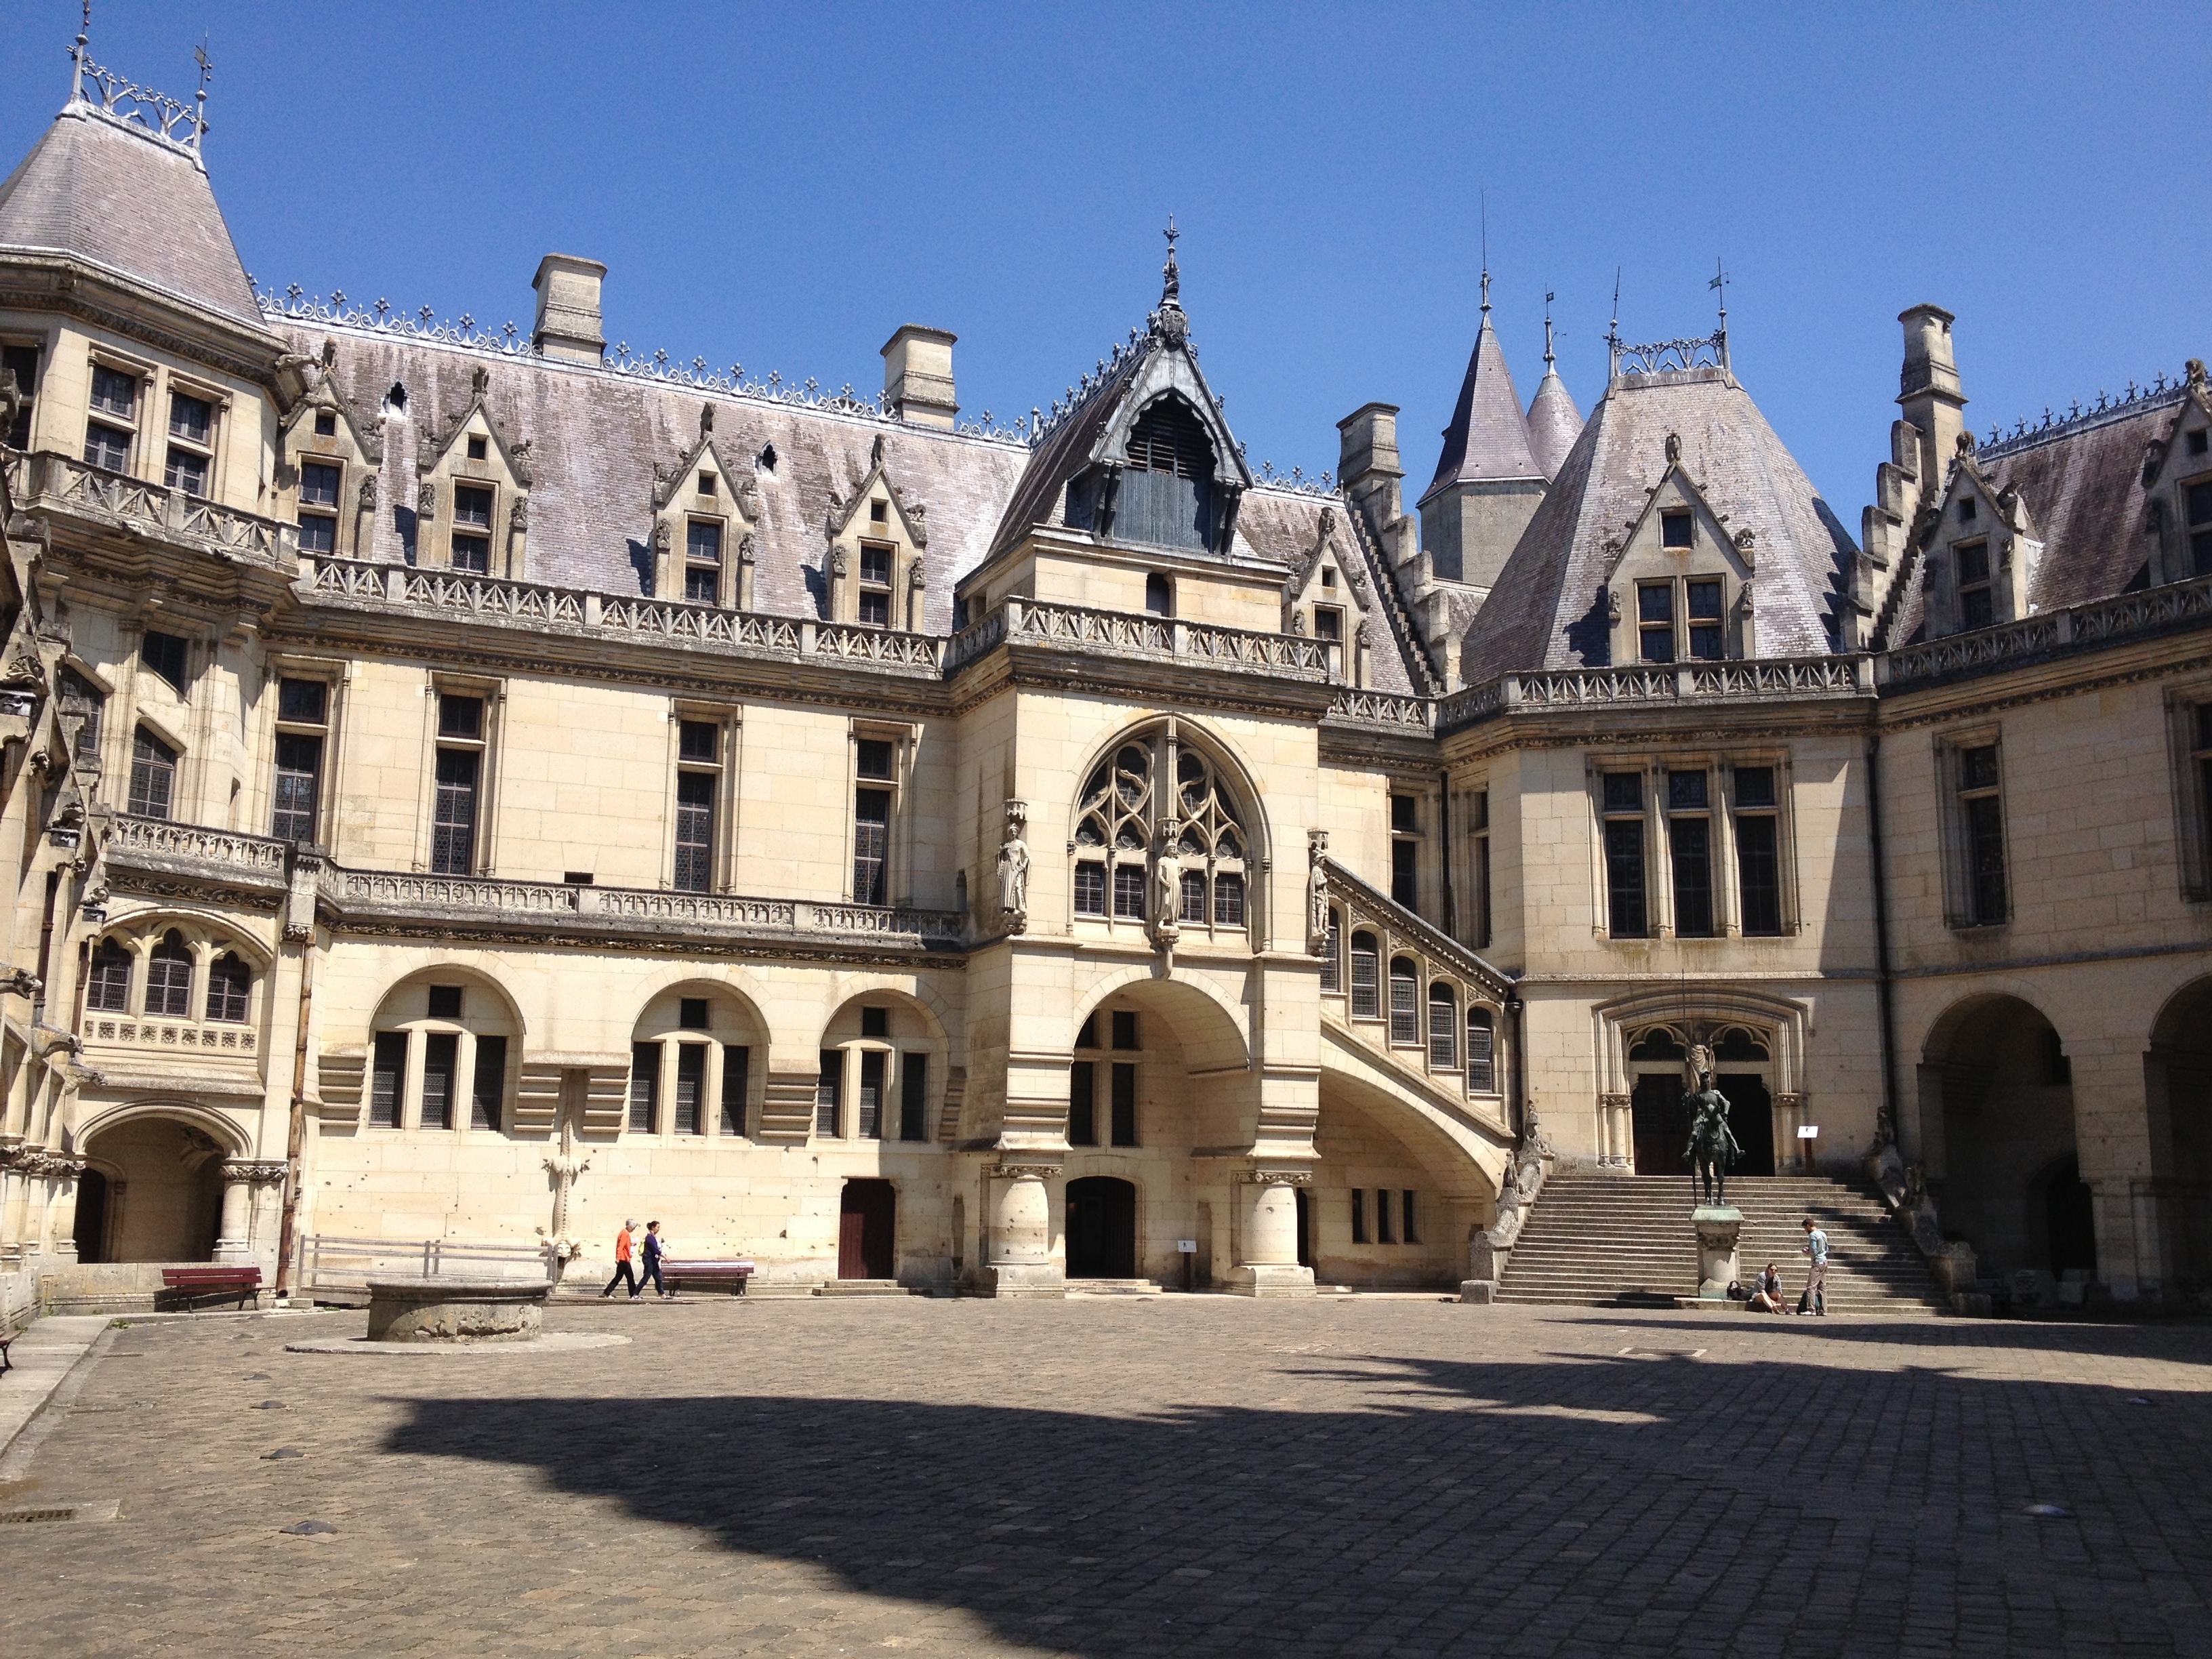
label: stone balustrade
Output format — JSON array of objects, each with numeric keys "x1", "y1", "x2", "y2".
[
  {"x1": 9, "y1": 449, "x2": 297, "y2": 569},
  {"x1": 1439, "y1": 655, "x2": 1874, "y2": 729},
  {"x1": 952, "y1": 598, "x2": 1331, "y2": 680},
  {"x1": 1879, "y1": 573, "x2": 2212, "y2": 687},
  {"x1": 106, "y1": 815, "x2": 291, "y2": 873}
]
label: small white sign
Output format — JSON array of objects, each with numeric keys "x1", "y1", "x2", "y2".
[
  {"x1": 1176, "y1": 1239, "x2": 1197, "y2": 1253},
  {"x1": 1797, "y1": 1125, "x2": 1820, "y2": 1139}
]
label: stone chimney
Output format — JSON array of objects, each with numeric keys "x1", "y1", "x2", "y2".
[
  {"x1": 881, "y1": 325, "x2": 958, "y2": 429},
  {"x1": 1336, "y1": 403, "x2": 1404, "y2": 544},
  {"x1": 1898, "y1": 304, "x2": 1965, "y2": 491},
  {"x1": 532, "y1": 254, "x2": 608, "y2": 365}
]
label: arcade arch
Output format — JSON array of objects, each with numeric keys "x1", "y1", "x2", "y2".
[
  {"x1": 2147, "y1": 977, "x2": 2212, "y2": 1293},
  {"x1": 626, "y1": 981, "x2": 767, "y2": 1139}
]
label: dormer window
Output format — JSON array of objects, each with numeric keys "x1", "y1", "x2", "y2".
[
  {"x1": 699, "y1": 472, "x2": 716, "y2": 495},
  {"x1": 2188, "y1": 483, "x2": 2212, "y2": 579},
  {"x1": 684, "y1": 520, "x2": 722, "y2": 602},
  {"x1": 466, "y1": 434, "x2": 488, "y2": 461},
  {"x1": 1686, "y1": 578, "x2": 1724, "y2": 660},
  {"x1": 1638, "y1": 582, "x2": 1674, "y2": 662},
  {"x1": 858, "y1": 545, "x2": 893, "y2": 626},
  {"x1": 1959, "y1": 495, "x2": 1978, "y2": 523},
  {"x1": 1955, "y1": 539, "x2": 1993, "y2": 630},
  {"x1": 298, "y1": 461, "x2": 342, "y2": 554},
  {"x1": 314, "y1": 411, "x2": 337, "y2": 438},
  {"x1": 1661, "y1": 510, "x2": 1694, "y2": 550},
  {"x1": 451, "y1": 484, "x2": 493, "y2": 573},
  {"x1": 2190, "y1": 429, "x2": 2209, "y2": 457},
  {"x1": 1119, "y1": 396, "x2": 1218, "y2": 553}
]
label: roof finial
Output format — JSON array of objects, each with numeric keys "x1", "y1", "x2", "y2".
[
  {"x1": 1606, "y1": 266, "x2": 1623, "y2": 377},
  {"x1": 1479, "y1": 189, "x2": 1491, "y2": 317},
  {"x1": 1708, "y1": 257, "x2": 1731, "y2": 372},
  {"x1": 1162, "y1": 215, "x2": 1181, "y2": 307},
  {"x1": 70, "y1": 0, "x2": 91, "y2": 102},
  {"x1": 193, "y1": 34, "x2": 211, "y2": 135},
  {"x1": 1542, "y1": 289, "x2": 1557, "y2": 369}
]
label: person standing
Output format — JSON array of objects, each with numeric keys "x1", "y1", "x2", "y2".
[
  {"x1": 640, "y1": 1220, "x2": 670, "y2": 1299},
  {"x1": 1799, "y1": 1217, "x2": 1829, "y2": 1315},
  {"x1": 601, "y1": 1218, "x2": 641, "y2": 1300}
]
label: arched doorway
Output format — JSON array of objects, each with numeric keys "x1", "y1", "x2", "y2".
[
  {"x1": 1627, "y1": 1023, "x2": 1779, "y2": 1176},
  {"x1": 838, "y1": 1179, "x2": 896, "y2": 1280},
  {"x1": 79, "y1": 1115, "x2": 225, "y2": 1262},
  {"x1": 2148, "y1": 977, "x2": 2212, "y2": 1294},
  {"x1": 1921, "y1": 995, "x2": 2083, "y2": 1279},
  {"x1": 1066, "y1": 1176, "x2": 1136, "y2": 1279},
  {"x1": 72, "y1": 1166, "x2": 111, "y2": 1264}
]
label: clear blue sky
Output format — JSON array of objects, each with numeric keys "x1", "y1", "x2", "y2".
[{"x1": 5, "y1": 1, "x2": 2206, "y2": 519}]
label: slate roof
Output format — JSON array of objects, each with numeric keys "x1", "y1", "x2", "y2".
[
  {"x1": 1460, "y1": 366, "x2": 1859, "y2": 679},
  {"x1": 1420, "y1": 315, "x2": 1540, "y2": 503},
  {"x1": 1525, "y1": 366, "x2": 1584, "y2": 482},
  {"x1": 0, "y1": 107, "x2": 260, "y2": 325},
  {"x1": 1883, "y1": 391, "x2": 2183, "y2": 644}
]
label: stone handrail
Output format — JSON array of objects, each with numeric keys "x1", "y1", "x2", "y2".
[
  {"x1": 11, "y1": 449, "x2": 297, "y2": 569},
  {"x1": 106, "y1": 815, "x2": 291, "y2": 874},
  {"x1": 963, "y1": 598, "x2": 1331, "y2": 680},
  {"x1": 1326, "y1": 689, "x2": 1433, "y2": 730},
  {"x1": 1319, "y1": 856, "x2": 1515, "y2": 1001},
  {"x1": 1439, "y1": 655, "x2": 1873, "y2": 728},
  {"x1": 1879, "y1": 573, "x2": 2212, "y2": 687}
]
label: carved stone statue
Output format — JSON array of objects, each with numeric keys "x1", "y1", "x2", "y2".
[
  {"x1": 1683, "y1": 1068, "x2": 1743, "y2": 1206},
  {"x1": 996, "y1": 800, "x2": 1029, "y2": 932},
  {"x1": 1306, "y1": 830, "x2": 1330, "y2": 954},
  {"x1": 537, "y1": 1103, "x2": 592, "y2": 1285},
  {"x1": 1151, "y1": 825, "x2": 1183, "y2": 951}
]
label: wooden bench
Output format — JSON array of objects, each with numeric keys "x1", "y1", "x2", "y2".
[
  {"x1": 660, "y1": 1260, "x2": 754, "y2": 1297},
  {"x1": 159, "y1": 1266, "x2": 262, "y2": 1311},
  {"x1": 0, "y1": 1311, "x2": 20, "y2": 1375}
]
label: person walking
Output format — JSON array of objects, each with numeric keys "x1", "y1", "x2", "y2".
[
  {"x1": 601, "y1": 1218, "x2": 641, "y2": 1300},
  {"x1": 640, "y1": 1220, "x2": 670, "y2": 1299},
  {"x1": 1798, "y1": 1216, "x2": 1829, "y2": 1315}
]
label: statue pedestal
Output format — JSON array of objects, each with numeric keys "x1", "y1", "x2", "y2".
[{"x1": 1691, "y1": 1206, "x2": 1743, "y2": 1300}]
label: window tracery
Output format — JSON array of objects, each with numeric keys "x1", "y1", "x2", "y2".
[{"x1": 1071, "y1": 728, "x2": 1251, "y2": 935}]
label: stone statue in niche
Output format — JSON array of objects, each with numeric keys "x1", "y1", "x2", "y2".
[
  {"x1": 1306, "y1": 829, "x2": 1330, "y2": 955},
  {"x1": 996, "y1": 800, "x2": 1029, "y2": 932},
  {"x1": 1151, "y1": 823, "x2": 1183, "y2": 952}
]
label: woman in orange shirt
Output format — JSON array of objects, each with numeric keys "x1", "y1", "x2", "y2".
[{"x1": 600, "y1": 1219, "x2": 641, "y2": 1300}]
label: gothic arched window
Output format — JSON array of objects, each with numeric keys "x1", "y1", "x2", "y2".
[
  {"x1": 87, "y1": 937, "x2": 131, "y2": 1012},
  {"x1": 205, "y1": 951, "x2": 252, "y2": 1023},
  {"x1": 1428, "y1": 983, "x2": 1457, "y2": 1069},
  {"x1": 144, "y1": 929, "x2": 193, "y2": 1019},
  {"x1": 1388, "y1": 957, "x2": 1420, "y2": 1046},
  {"x1": 1072, "y1": 729, "x2": 1250, "y2": 934}
]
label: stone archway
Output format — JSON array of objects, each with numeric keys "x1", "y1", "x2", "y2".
[
  {"x1": 1919, "y1": 994, "x2": 2084, "y2": 1282},
  {"x1": 78, "y1": 1114, "x2": 227, "y2": 1263},
  {"x1": 2146, "y1": 977, "x2": 2212, "y2": 1294}
]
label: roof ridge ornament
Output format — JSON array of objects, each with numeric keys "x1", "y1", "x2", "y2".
[
  {"x1": 66, "y1": 1, "x2": 210, "y2": 167},
  {"x1": 1479, "y1": 190, "x2": 1491, "y2": 318},
  {"x1": 1150, "y1": 217, "x2": 1190, "y2": 348},
  {"x1": 1542, "y1": 289, "x2": 1557, "y2": 369}
]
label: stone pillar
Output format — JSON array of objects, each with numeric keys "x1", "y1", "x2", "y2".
[
  {"x1": 982, "y1": 1162, "x2": 1063, "y2": 1299},
  {"x1": 214, "y1": 1162, "x2": 255, "y2": 1264},
  {"x1": 1225, "y1": 1170, "x2": 1313, "y2": 1298},
  {"x1": 1599, "y1": 1094, "x2": 1632, "y2": 1170}
]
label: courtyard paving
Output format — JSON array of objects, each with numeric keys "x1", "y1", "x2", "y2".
[{"x1": 1, "y1": 1295, "x2": 2208, "y2": 1657}]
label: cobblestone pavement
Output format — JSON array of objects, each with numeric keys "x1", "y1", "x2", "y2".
[{"x1": 3, "y1": 1296, "x2": 2209, "y2": 1658}]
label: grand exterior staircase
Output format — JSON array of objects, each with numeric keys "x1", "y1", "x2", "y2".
[{"x1": 1497, "y1": 1169, "x2": 1945, "y2": 1311}]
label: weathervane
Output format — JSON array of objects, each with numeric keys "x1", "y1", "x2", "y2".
[
  {"x1": 1479, "y1": 189, "x2": 1490, "y2": 315},
  {"x1": 194, "y1": 35, "x2": 211, "y2": 129},
  {"x1": 1543, "y1": 289, "x2": 1557, "y2": 368},
  {"x1": 1709, "y1": 258, "x2": 1729, "y2": 329},
  {"x1": 1162, "y1": 215, "x2": 1181, "y2": 305}
]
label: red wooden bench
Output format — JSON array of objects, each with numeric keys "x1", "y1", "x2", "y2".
[
  {"x1": 660, "y1": 1260, "x2": 754, "y2": 1296},
  {"x1": 160, "y1": 1266, "x2": 262, "y2": 1311}
]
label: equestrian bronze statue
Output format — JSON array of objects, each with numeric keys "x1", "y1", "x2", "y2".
[{"x1": 1684, "y1": 1069, "x2": 1744, "y2": 1206}]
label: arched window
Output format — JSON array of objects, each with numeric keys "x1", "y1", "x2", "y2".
[
  {"x1": 1467, "y1": 1007, "x2": 1496, "y2": 1094},
  {"x1": 205, "y1": 952, "x2": 251, "y2": 1023},
  {"x1": 1145, "y1": 573, "x2": 1175, "y2": 616},
  {"x1": 86, "y1": 937, "x2": 131, "y2": 1012},
  {"x1": 144, "y1": 930, "x2": 193, "y2": 1019},
  {"x1": 1073, "y1": 731, "x2": 1250, "y2": 931},
  {"x1": 1349, "y1": 932, "x2": 1380, "y2": 1019},
  {"x1": 1318, "y1": 906, "x2": 1343, "y2": 993},
  {"x1": 1120, "y1": 396, "x2": 1216, "y2": 552},
  {"x1": 1428, "y1": 983, "x2": 1457, "y2": 1069},
  {"x1": 128, "y1": 728, "x2": 176, "y2": 820},
  {"x1": 1388, "y1": 957, "x2": 1419, "y2": 1046},
  {"x1": 1629, "y1": 1025, "x2": 1685, "y2": 1061}
]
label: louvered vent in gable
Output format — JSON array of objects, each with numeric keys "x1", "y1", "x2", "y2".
[{"x1": 1118, "y1": 396, "x2": 1217, "y2": 553}]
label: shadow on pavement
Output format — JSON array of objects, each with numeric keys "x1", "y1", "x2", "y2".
[{"x1": 382, "y1": 1345, "x2": 2212, "y2": 1656}]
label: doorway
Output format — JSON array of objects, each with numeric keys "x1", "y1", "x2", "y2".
[
  {"x1": 1066, "y1": 1176, "x2": 1136, "y2": 1278},
  {"x1": 72, "y1": 1167, "x2": 110, "y2": 1263},
  {"x1": 1631, "y1": 1073, "x2": 1687, "y2": 1175},
  {"x1": 2035, "y1": 1155, "x2": 2097, "y2": 1277},
  {"x1": 1294, "y1": 1187, "x2": 1311, "y2": 1268},
  {"x1": 838, "y1": 1179, "x2": 897, "y2": 1280},
  {"x1": 1719, "y1": 1073, "x2": 1775, "y2": 1176}
]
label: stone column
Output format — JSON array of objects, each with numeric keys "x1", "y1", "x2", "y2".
[
  {"x1": 1225, "y1": 1170, "x2": 1313, "y2": 1297},
  {"x1": 983, "y1": 1162, "x2": 1063, "y2": 1299},
  {"x1": 214, "y1": 1162, "x2": 255, "y2": 1264}
]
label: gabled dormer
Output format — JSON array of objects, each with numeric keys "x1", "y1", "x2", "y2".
[
  {"x1": 1281, "y1": 506, "x2": 1376, "y2": 685},
  {"x1": 2140, "y1": 359, "x2": 2212, "y2": 587},
  {"x1": 1919, "y1": 441, "x2": 2040, "y2": 636},
  {"x1": 414, "y1": 364, "x2": 532, "y2": 578},
  {"x1": 276, "y1": 338, "x2": 383, "y2": 561},
  {"x1": 651, "y1": 401, "x2": 760, "y2": 607},
  {"x1": 1064, "y1": 325, "x2": 1251, "y2": 560},
  {"x1": 825, "y1": 433, "x2": 928, "y2": 629},
  {"x1": 1603, "y1": 434, "x2": 1758, "y2": 664}
]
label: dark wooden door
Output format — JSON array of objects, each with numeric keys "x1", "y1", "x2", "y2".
[
  {"x1": 1294, "y1": 1187, "x2": 1311, "y2": 1267},
  {"x1": 1719, "y1": 1074, "x2": 1774, "y2": 1176},
  {"x1": 1066, "y1": 1176, "x2": 1136, "y2": 1278},
  {"x1": 1631, "y1": 1073, "x2": 1687, "y2": 1174},
  {"x1": 838, "y1": 1179, "x2": 896, "y2": 1279}
]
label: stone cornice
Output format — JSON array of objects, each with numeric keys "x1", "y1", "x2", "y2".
[{"x1": 0, "y1": 254, "x2": 285, "y2": 385}]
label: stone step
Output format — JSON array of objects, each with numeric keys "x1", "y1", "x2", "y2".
[
  {"x1": 816, "y1": 1278, "x2": 914, "y2": 1296},
  {"x1": 1065, "y1": 1279, "x2": 1165, "y2": 1297}
]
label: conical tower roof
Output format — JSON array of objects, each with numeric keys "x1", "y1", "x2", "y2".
[
  {"x1": 1420, "y1": 288, "x2": 1540, "y2": 504},
  {"x1": 1523, "y1": 312, "x2": 1582, "y2": 480},
  {"x1": 0, "y1": 96, "x2": 258, "y2": 325}
]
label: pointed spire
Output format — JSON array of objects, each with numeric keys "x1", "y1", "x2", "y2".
[
  {"x1": 1424, "y1": 285, "x2": 1539, "y2": 499},
  {"x1": 1527, "y1": 287, "x2": 1583, "y2": 483}
]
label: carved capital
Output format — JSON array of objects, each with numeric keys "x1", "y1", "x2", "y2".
[
  {"x1": 1242, "y1": 1168, "x2": 1313, "y2": 1188},
  {"x1": 222, "y1": 1159, "x2": 289, "y2": 1186},
  {"x1": 993, "y1": 1162, "x2": 1058, "y2": 1184}
]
